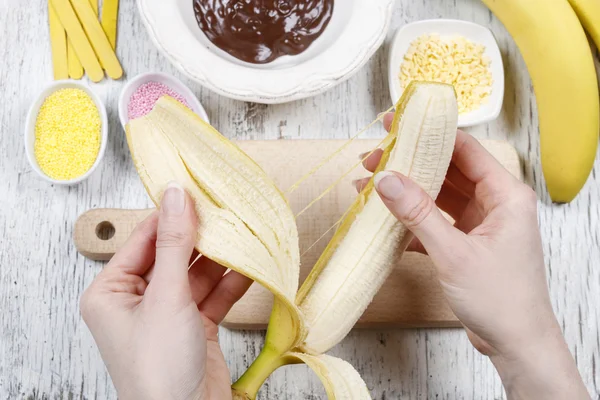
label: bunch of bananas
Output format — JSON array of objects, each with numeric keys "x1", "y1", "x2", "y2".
[{"x1": 482, "y1": 0, "x2": 600, "y2": 203}]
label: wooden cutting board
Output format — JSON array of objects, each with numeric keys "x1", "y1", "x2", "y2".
[{"x1": 74, "y1": 139, "x2": 522, "y2": 329}]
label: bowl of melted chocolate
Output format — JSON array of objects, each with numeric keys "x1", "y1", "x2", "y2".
[
  {"x1": 138, "y1": 0, "x2": 395, "y2": 103},
  {"x1": 193, "y1": 0, "x2": 335, "y2": 65}
]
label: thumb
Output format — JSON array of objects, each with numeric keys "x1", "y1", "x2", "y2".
[
  {"x1": 152, "y1": 182, "x2": 198, "y2": 293},
  {"x1": 374, "y1": 171, "x2": 464, "y2": 259}
]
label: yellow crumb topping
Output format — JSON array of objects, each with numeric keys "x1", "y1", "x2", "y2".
[
  {"x1": 400, "y1": 34, "x2": 493, "y2": 114},
  {"x1": 34, "y1": 88, "x2": 101, "y2": 180}
]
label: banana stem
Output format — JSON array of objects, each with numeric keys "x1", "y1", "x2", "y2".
[{"x1": 231, "y1": 346, "x2": 292, "y2": 399}]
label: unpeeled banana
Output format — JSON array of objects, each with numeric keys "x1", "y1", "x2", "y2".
[
  {"x1": 481, "y1": 0, "x2": 599, "y2": 202},
  {"x1": 567, "y1": 0, "x2": 600, "y2": 51},
  {"x1": 126, "y1": 82, "x2": 458, "y2": 399}
]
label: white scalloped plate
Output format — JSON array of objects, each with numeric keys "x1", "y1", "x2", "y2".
[{"x1": 138, "y1": 0, "x2": 394, "y2": 104}]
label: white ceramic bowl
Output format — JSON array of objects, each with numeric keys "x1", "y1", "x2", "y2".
[
  {"x1": 137, "y1": 0, "x2": 395, "y2": 104},
  {"x1": 118, "y1": 72, "x2": 210, "y2": 130},
  {"x1": 24, "y1": 80, "x2": 108, "y2": 185},
  {"x1": 388, "y1": 19, "x2": 505, "y2": 128}
]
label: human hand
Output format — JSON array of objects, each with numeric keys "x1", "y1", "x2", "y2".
[
  {"x1": 81, "y1": 183, "x2": 253, "y2": 400},
  {"x1": 357, "y1": 114, "x2": 589, "y2": 399}
]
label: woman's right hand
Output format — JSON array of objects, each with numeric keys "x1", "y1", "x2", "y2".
[{"x1": 359, "y1": 114, "x2": 589, "y2": 399}]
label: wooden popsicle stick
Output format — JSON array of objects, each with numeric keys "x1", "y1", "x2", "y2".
[
  {"x1": 48, "y1": 2, "x2": 68, "y2": 80},
  {"x1": 70, "y1": 0, "x2": 122, "y2": 79},
  {"x1": 74, "y1": 208, "x2": 154, "y2": 261},
  {"x1": 50, "y1": 0, "x2": 104, "y2": 82},
  {"x1": 66, "y1": 0, "x2": 96, "y2": 79},
  {"x1": 101, "y1": 0, "x2": 119, "y2": 50},
  {"x1": 67, "y1": 41, "x2": 84, "y2": 79}
]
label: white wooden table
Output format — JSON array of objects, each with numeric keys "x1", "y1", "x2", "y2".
[{"x1": 1, "y1": 1, "x2": 599, "y2": 398}]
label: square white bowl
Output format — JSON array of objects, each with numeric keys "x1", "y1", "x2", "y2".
[
  {"x1": 388, "y1": 19, "x2": 504, "y2": 128},
  {"x1": 24, "y1": 80, "x2": 108, "y2": 185}
]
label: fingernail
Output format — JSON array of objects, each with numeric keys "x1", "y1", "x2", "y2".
[
  {"x1": 358, "y1": 151, "x2": 369, "y2": 160},
  {"x1": 374, "y1": 171, "x2": 404, "y2": 200},
  {"x1": 162, "y1": 181, "x2": 185, "y2": 216}
]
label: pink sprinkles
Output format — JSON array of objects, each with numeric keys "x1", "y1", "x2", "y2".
[{"x1": 128, "y1": 81, "x2": 192, "y2": 120}]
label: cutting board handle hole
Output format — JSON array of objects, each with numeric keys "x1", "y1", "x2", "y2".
[{"x1": 96, "y1": 221, "x2": 115, "y2": 241}]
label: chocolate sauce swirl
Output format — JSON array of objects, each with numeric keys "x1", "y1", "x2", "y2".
[{"x1": 193, "y1": 0, "x2": 335, "y2": 64}]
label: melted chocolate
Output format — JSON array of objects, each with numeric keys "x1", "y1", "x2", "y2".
[{"x1": 193, "y1": 0, "x2": 334, "y2": 64}]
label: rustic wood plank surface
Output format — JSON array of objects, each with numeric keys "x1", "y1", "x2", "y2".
[{"x1": 0, "y1": 0, "x2": 599, "y2": 399}]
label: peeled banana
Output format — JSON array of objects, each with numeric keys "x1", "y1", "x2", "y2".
[
  {"x1": 297, "y1": 83, "x2": 457, "y2": 355},
  {"x1": 126, "y1": 82, "x2": 458, "y2": 399},
  {"x1": 481, "y1": 0, "x2": 599, "y2": 202}
]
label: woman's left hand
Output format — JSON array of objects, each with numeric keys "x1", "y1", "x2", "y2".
[{"x1": 81, "y1": 183, "x2": 252, "y2": 400}]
